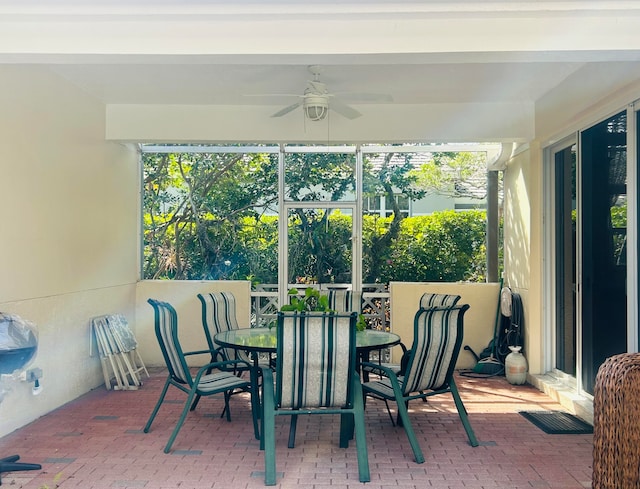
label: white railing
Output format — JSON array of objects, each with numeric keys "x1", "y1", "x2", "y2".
[{"x1": 250, "y1": 284, "x2": 390, "y2": 332}]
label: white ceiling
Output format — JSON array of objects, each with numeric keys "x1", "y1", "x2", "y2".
[
  {"x1": 48, "y1": 61, "x2": 586, "y2": 109},
  {"x1": 4, "y1": 0, "x2": 640, "y2": 141}
]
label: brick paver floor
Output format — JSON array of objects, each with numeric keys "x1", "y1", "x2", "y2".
[{"x1": 0, "y1": 369, "x2": 593, "y2": 488}]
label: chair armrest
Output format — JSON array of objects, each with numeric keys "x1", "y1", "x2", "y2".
[
  {"x1": 193, "y1": 359, "x2": 252, "y2": 382},
  {"x1": 360, "y1": 361, "x2": 398, "y2": 379},
  {"x1": 360, "y1": 361, "x2": 405, "y2": 396},
  {"x1": 184, "y1": 348, "x2": 216, "y2": 357}
]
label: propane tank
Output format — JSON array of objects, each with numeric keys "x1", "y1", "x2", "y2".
[{"x1": 505, "y1": 345, "x2": 528, "y2": 385}]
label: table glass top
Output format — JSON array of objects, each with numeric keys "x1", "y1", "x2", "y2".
[{"x1": 214, "y1": 327, "x2": 400, "y2": 352}]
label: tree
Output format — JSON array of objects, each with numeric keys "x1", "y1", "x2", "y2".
[
  {"x1": 410, "y1": 151, "x2": 489, "y2": 199},
  {"x1": 362, "y1": 152, "x2": 426, "y2": 283},
  {"x1": 143, "y1": 147, "x2": 490, "y2": 285},
  {"x1": 284, "y1": 152, "x2": 356, "y2": 283},
  {"x1": 143, "y1": 151, "x2": 278, "y2": 279}
]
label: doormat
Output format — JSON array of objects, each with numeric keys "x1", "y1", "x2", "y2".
[{"x1": 519, "y1": 410, "x2": 593, "y2": 434}]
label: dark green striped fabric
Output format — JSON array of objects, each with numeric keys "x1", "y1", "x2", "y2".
[
  {"x1": 328, "y1": 290, "x2": 362, "y2": 314},
  {"x1": 152, "y1": 300, "x2": 191, "y2": 384},
  {"x1": 197, "y1": 291, "x2": 250, "y2": 364},
  {"x1": 148, "y1": 298, "x2": 251, "y2": 392},
  {"x1": 403, "y1": 305, "x2": 465, "y2": 393},
  {"x1": 419, "y1": 293, "x2": 461, "y2": 309},
  {"x1": 276, "y1": 312, "x2": 356, "y2": 409}
]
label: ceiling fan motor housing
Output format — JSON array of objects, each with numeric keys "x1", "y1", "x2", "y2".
[{"x1": 303, "y1": 95, "x2": 329, "y2": 121}]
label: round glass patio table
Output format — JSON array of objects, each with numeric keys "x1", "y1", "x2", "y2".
[
  {"x1": 214, "y1": 327, "x2": 401, "y2": 360},
  {"x1": 214, "y1": 327, "x2": 401, "y2": 440}
]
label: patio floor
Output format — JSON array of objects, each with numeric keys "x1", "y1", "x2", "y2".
[{"x1": 0, "y1": 368, "x2": 593, "y2": 489}]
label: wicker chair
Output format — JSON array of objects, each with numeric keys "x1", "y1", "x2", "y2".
[{"x1": 593, "y1": 352, "x2": 640, "y2": 489}]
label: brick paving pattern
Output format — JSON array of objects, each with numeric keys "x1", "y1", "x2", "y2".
[{"x1": 0, "y1": 369, "x2": 592, "y2": 488}]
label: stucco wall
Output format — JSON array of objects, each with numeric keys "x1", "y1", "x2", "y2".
[
  {"x1": 502, "y1": 146, "x2": 539, "y2": 374},
  {"x1": 0, "y1": 66, "x2": 139, "y2": 438},
  {"x1": 389, "y1": 281, "x2": 500, "y2": 370},
  {"x1": 135, "y1": 280, "x2": 252, "y2": 366}
]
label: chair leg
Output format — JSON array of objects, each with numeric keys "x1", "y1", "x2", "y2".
[
  {"x1": 395, "y1": 400, "x2": 409, "y2": 427},
  {"x1": 351, "y1": 376, "x2": 371, "y2": 483},
  {"x1": 339, "y1": 412, "x2": 352, "y2": 448},
  {"x1": 248, "y1": 364, "x2": 262, "y2": 439},
  {"x1": 449, "y1": 378, "x2": 479, "y2": 447},
  {"x1": 0, "y1": 455, "x2": 41, "y2": 485},
  {"x1": 394, "y1": 397, "x2": 425, "y2": 463},
  {"x1": 383, "y1": 399, "x2": 396, "y2": 426},
  {"x1": 222, "y1": 391, "x2": 232, "y2": 422},
  {"x1": 287, "y1": 414, "x2": 298, "y2": 448},
  {"x1": 190, "y1": 394, "x2": 201, "y2": 412},
  {"x1": 262, "y1": 370, "x2": 277, "y2": 486},
  {"x1": 143, "y1": 378, "x2": 171, "y2": 433},
  {"x1": 164, "y1": 390, "x2": 198, "y2": 453}
]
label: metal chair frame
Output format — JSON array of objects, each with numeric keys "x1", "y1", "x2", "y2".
[
  {"x1": 260, "y1": 311, "x2": 370, "y2": 486},
  {"x1": 362, "y1": 304, "x2": 478, "y2": 463},
  {"x1": 143, "y1": 298, "x2": 258, "y2": 453}
]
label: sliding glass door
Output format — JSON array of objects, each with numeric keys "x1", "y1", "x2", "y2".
[
  {"x1": 580, "y1": 111, "x2": 628, "y2": 394},
  {"x1": 553, "y1": 142, "x2": 577, "y2": 377},
  {"x1": 549, "y1": 111, "x2": 630, "y2": 395}
]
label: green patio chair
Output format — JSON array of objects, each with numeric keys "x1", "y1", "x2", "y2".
[
  {"x1": 396, "y1": 292, "x2": 462, "y2": 375},
  {"x1": 197, "y1": 291, "x2": 264, "y2": 438},
  {"x1": 197, "y1": 291, "x2": 252, "y2": 374},
  {"x1": 362, "y1": 303, "x2": 478, "y2": 464},
  {"x1": 261, "y1": 311, "x2": 370, "y2": 486},
  {"x1": 143, "y1": 298, "x2": 258, "y2": 453},
  {"x1": 363, "y1": 292, "x2": 461, "y2": 389},
  {"x1": 395, "y1": 293, "x2": 461, "y2": 377},
  {"x1": 284, "y1": 288, "x2": 364, "y2": 446}
]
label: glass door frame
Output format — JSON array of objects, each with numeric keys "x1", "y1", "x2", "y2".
[
  {"x1": 543, "y1": 135, "x2": 580, "y2": 383},
  {"x1": 629, "y1": 104, "x2": 639, "y2": 353},
  {"x1": 543, "y1": 103, "x2": 640, "y2": 396},
  {"x1": 277, "y1": 145, "x2": 362, "y2": 308}
]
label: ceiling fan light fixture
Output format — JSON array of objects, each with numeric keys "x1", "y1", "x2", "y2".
[{"x1": 303, "y1": 96, "x2": 329, "y2": 121}]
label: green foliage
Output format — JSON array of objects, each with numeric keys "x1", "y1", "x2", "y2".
[
  {"x1": 382, "y1": 210, "x2": 487, "y2": 282},
  {"x1": 287, "y1": 210, "x2": 353, "y2": 284},
  {"x1": 411, "y1": 151, "x2": 488, "y2": 199},
  {"x1": 142, "y1": 149, "x2": 491, "y2": 285},
  {"x1": 142, "y1": 151, "x2": 278, "y2": 280},
  {"x1": 277, "y1": 287, "x2": 366, "y2": 331},
  {"x1": 280, "y1": 287, "x2": 332, "y2": 312}
]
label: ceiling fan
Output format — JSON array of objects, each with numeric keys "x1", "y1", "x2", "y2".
[{"x1": 269, "y1": 65, "x2": 391, "y2": 121}]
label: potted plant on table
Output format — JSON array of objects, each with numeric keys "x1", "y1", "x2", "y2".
[{"x1": 275, "y1": 287, "x2": 366, "y2": 331}]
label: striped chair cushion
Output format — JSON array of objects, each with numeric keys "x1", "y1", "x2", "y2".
[
  {"x1": 277, "y1": 312, "x2": 355, "y2": 409},
  {"x1": 201, "y1": 291, "x2": 239, "y2": 334},
  {"x1": 328, "y1": 290, "x2": 362, "y2": 314},
  {"x1": 403, "y1": 306, "x2": 462, "y2": 393},
  {"x1": 197, "y1": 370, "x2": 250, "y2": 393},
  {"x1": 199, "y1": 291, "x2": 250, "y2": 363},
  {"x1": 419, "y1": 292, "x2": 461, "y2": 309},
  {"x1": 152, "y1": 300, "x2": 192, "y2": 385}
]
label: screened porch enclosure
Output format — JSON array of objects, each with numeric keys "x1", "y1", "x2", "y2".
[{"x1": 141, "y1": 143, "x2": 500, "y2": 321}]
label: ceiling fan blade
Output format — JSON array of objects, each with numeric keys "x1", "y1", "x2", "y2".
[
  {"x1": 330, "y1": 98, "x2": 362, "y2": 119},
  {"x1": 339, "y1": 92, "x2": 393, "y2": 103},
  {"x1": 271, "y1": 101, "x2": 302, "y2": 117}
]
